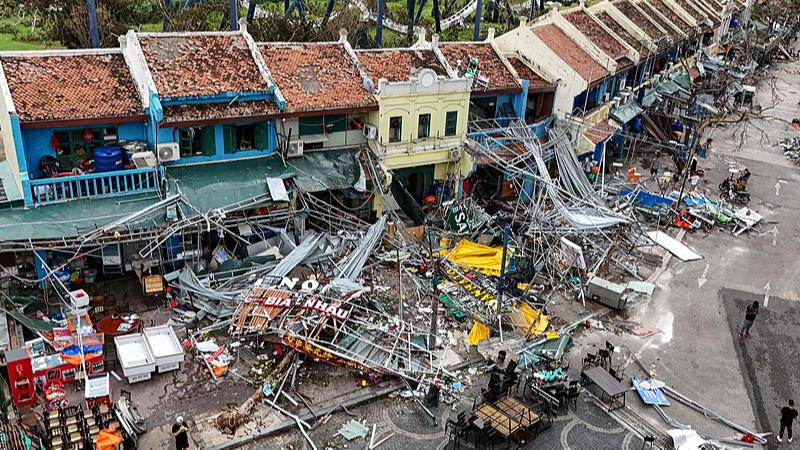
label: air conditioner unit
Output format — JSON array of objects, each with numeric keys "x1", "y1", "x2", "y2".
[
  {"x1": 131, "y1": 151, "x2": 157, "y2": 169},
  {"x1": 156, "y1": 143, "x2": 180, "y2": 162},
  {"x1": 602, "y1": 92, "x2": 611, "y2": 103},
  {"x1": 448, "y1": 148, "x2": 462, "y2": 160},
  {"x1": 363, "y1": 124, "x2": 378, "y2": 140},
  {"x1": 287, "y1": 139, "x2": 304, "y2": 158}
]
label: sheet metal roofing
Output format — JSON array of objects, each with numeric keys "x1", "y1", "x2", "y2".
[
  {"x1": 259, "y1": 42, "x2": 376, "y2": 113},
  {"x1": 1, "y1": 52, "x2": 143, "y2": 123},
  {"x1": 138, "y1": 33, "x2": 270, "y2": 99}
]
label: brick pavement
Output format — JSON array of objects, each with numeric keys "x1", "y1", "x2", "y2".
[{"x1": 240, "y1": 392, "x2": 644, "y2": 449}]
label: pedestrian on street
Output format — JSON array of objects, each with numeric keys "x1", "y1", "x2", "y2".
[
  {"x1": 778, "y1": 399, "x2": 798, "y2": 442},
  {"x1": 650, "y1": 154, "x2": 662, "y2": 178},
  {"x1": 690, "y1": 174, "x2": 700, "y2": 192},
  {"x1": 739, "y1": 300, "x2": 759, "y2": 340},
  {"x1": 172, "y1": 416, "x2": 190, "y2": 450}
]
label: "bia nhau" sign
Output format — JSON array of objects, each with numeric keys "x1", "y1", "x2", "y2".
[{"x1": 261, "y1": 294, "x2": 349, "y2": 320}]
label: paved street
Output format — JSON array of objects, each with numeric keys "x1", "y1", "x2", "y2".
[{"x1": 242, "y1": 395, "x2": 644, "y2": 450}]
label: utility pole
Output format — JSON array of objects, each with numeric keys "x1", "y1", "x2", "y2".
[
  {"x1": 428, "y1": 258, "x2": 440, "y2": 350},
  {"x1": 230, "y1": 0, "x2": 239, "y2": 31},
  {"x1": 497, "y1": 224, "x2": 510, "y2": 342},
  {"x1": 376, "y1": 0, "x2": 384, "y2": 48},
  {"x1": 87, "y1": 0, "x2": 100, "y2": 48},
  {"x1": 474, "y1": 0, "x2": 483, "y2": 41}
]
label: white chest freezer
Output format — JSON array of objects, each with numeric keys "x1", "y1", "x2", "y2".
[
  {"x1": 143, "y1": 325, "x2": 184, "y2": 373},
  {"x1": 115, "y1": 334, "x2": 156, "y2": 383}
]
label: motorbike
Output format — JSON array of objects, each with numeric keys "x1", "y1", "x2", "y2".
[{"x1": 718, "y1": 177, "x2": 751, "y2": 204}]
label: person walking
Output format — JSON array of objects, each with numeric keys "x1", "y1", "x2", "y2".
[
  {"x1": 778, "y1": 399, "x2": 798, "y2": 442},
  {"x1": 172, "y1": 416, "x2": 190, "y2": 450},
  {"x1": 739, "y1": 300, "x2": 759, "y2": 340},
  {"x1": 649, "y1": 154, "x2": 662, "y2": 179}
]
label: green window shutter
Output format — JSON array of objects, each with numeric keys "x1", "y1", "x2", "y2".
[
  {"x1": 445, "y1": 111, "x2": 458, "y2": 136},
  {"x1": 201, "y1": 126, "x2": 216, "y2": 155},
  {"x1": 223, "y1": 125, "x2": 236, "y2": 154},
  {"x1": 254, "y1": 122, "x2": 269, "y2": 150}
]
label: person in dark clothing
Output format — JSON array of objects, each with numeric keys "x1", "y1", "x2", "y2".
[
  {"x1": 172, "y1": 416, "x2": 190, "y2": 450},
  {"x1": 739, "y1": 301, "x2": 759, "y2": 339},
  {"x1": 778, "y1": 399, "x2": 798, "y2": 442}
]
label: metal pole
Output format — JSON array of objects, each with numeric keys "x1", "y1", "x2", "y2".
[
  {"x1": 230, "y1": 0, "x2": 239, "y2": 30},
  {"x1": 473, "y1": 0, "x2": 483, "y2": 41},
  {"x1": 497, "y1": 224, "x2": 510, "y2": 342},
  {"x1": 432, "y1": 0, "x2": 441, "y2": 33},
  {"x1": 376, "y1": 0, "x2": 384, "y2": 48},
  {"x1": 87, "y1": 0, "x2": 100, "y2": 48}
]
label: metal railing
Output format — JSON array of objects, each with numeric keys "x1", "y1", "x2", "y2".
[{"x1": 26, "y1": 167, "x2": 164, "y2": 206}]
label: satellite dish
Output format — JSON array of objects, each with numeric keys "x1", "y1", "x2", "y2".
[
  {"x1": 363, "y1": 77, "x2": 375, "y2": 92},
  {"x1": 419, "y1": 69, "x2": 436, "y2": 88}
]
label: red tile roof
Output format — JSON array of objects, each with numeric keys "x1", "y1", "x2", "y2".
[
  {"x1": 1, "y1": 53, "x2": 144, "y2": 123},
  {"x1": 673, "y1": 0, "x2": 707, "y2": 23},
  {"x1": 688, "y1": 66, "x2": 700, "y2": 79},
  {"x1": 507, "y1": 57, "x2": 554, "y2": 90},
  {"x1": 613, "y1": 0, "x2": 668, "y2": 39},
  {"x1": 595, "y1": 12, "x2": 651, "y2": 56},
  {"x1": 259, "y1": 42, "x2": 377, "y2": 113},
  {"x1": 565, "y1": 10, "x2": 628, "y2": 60},
  {"x1": 640, "y1": 1, "x2": 683, "y2": 36},
  {"x1": 437, "y1": 43, "x2": 521, "y2": 93},
  {"x1": 355, "y1": 49, "x2": 448, "y2": 83},
  {"x1": 138, "y1": 34, "x2": 270, "y2": 99},
  {"x1": 648, "y1": 0, "x2": 692, "y2": 33},
  {"x1": 533, "y1": 25, "x2": 607, "y2": 83},
  {"x1": 583, "y1": 120, "x2": 618, "y2": 144},
  {"x1": 161, "y1": 99, "x2": 280, "y2": 126}
]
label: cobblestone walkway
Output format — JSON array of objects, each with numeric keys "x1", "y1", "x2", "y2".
[{"x1": 244, "y1": 393, "x2": 644, "y2": 449}]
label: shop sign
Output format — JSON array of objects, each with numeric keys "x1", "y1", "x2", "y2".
[
  {"x1": 261, "y1": 294, "x2": 349, "y2": 320},
  {"x1": 282, "y1": 335, "x2": 370, "y2": 372},
  {"x1": 447, "y1": 204, "x2": 471, "y2": 234},
  {"x1": 444, "y1": 267, "x2": 498, "y2": 311}
]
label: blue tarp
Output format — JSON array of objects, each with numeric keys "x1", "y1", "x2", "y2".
[{"x1": 621, "y1": 190, "x2": 674, "y2": 207}]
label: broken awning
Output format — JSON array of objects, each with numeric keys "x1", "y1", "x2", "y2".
[
  {"x1": 0, "y1": 193, "x2": 166, "y2": 241},
  {"x1": 445, "y1": 239, "x2": 506, "y2": 276},
  {"x1": 610, "y1": 101, "x2": 644, "y2": 124},
  {"x1": 166, "y1": 149, "x2": 364, "y2": 213}
]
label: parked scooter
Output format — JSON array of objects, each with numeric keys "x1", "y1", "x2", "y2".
[{"x1": 719, "y1": 176, "x2": 751, "y2": 204}]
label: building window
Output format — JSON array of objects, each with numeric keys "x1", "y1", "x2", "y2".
[
  {"x1": 52, "y1": 127, "x2": 117, "y2": 170},
  {"x1": 389, "y1": 116, "x2": 402, "y2": 143},
  {"x1": 417, "y1": 114, "x2": 431, "y2": 139},
  {"x1": 178, "y1": 126, "x2": 215, "y2": 157},
  {"x1": 299, "y1": 115, "x2": 347, "y2": 136},
  {"x1": 444, "y1": 111, "x2": 458, "y2": 136}
]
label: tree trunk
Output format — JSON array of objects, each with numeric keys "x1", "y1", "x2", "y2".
[{"x1": 236, "y1": 349, "x2": 297, "y2": 417}]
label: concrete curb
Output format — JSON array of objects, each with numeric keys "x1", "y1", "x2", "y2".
[{"x1": 206, "y1": 383, "x2": 403, "y2": 450}]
